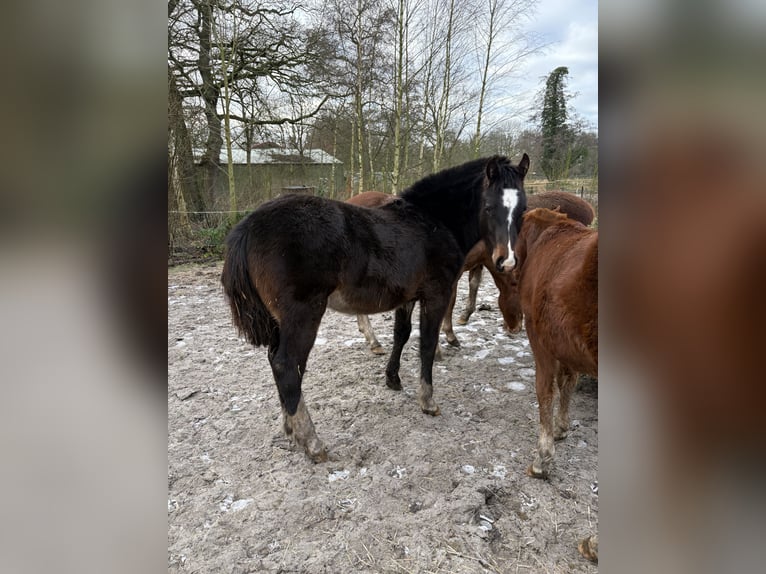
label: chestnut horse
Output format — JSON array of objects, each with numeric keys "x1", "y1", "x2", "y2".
[
  {"x1": 446, "y1": 191, "x2": 595, "y2": 343},
  {"x1": 513, "y1": 208, "x2": 597, "y2": 478},
  {"x1": 221, "y1": 155, "x2": 529, "y2": 461},
  {"x1": 351, "y1": 191, "x2": 594, "y2": 354}
]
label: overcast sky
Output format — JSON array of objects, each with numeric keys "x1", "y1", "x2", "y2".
[{"x1": 513, "y1": 0, "x2": 598, "y2": 131}]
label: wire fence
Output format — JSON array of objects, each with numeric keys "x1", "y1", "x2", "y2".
[
  {"x1": 525, "y1": 177, "x2": 599, "y2": 219},
  {"x1": 168, "y1": 178, "x2": 598, "y2": 265}
]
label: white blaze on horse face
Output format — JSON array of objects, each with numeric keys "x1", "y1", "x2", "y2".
[{"x1": 500, "y1": 188, "x2": 520, "y2": 270}]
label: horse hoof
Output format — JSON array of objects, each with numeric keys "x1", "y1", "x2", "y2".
[
  {"x1": 578, "y1": 535, "x2": 598, "y2": 563},
  {"x1": 504, "y1": 321, "x2": 522, "y2": 335},
  {"x1": 421, "y1": 404, "x2": 441, "y2": 416},
  {"x1": 456, "y1": 316, "x2": 469, "y2": 326},
  {"x1": 446, "y1": 337, "x2": 461, "y2": 348},
  {"x1": 554, "y1": 430, "x2": 568, "y2": 441},
  {"x1": 370, "y1": 345, "x2": 386, "y2": 355},
  {"x1": 526, "y1": 463, "x2": 549, "y2": 480},
  {"x1": 386, "y1": 376, "x2": 403, "y2": 391},
  {"x1": 307, "y1": 444, "x2": 328, "y2": 463}
]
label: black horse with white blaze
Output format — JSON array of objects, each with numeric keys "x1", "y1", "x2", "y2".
[{"x1": 221, "y1": 154, "x2": 529, "y2": 461}]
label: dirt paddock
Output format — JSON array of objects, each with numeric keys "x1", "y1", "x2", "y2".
[{"x1": 168, "y1": 262, "x2": 598, "y2": 573}]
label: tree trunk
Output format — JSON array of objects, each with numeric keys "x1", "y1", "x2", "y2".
[
  {"x1": 196, "y1": 1, "x2": 223, "y2": 213},
  {"x1": 473, "y1": 0, "x2": 497, "y2": 159},
  {"x1": 168, "y1": 68, "x2": 205, "y2": 215},
  {"x1": 211, "y1": 10, "x2": 238, "y2": 225},
  {"x1": 391, "y1": 0, "x2": 406, "y2": 193},
  {"x1": 354, "y1": 0, "x2": 365, "y2": 194},
  {"x1": 433, "y1": 0, "x2": 456, "y2": 172}
]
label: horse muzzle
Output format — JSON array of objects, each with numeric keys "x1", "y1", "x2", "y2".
[{"x1": 492, "y1": 246, "x2": 516, "y2": 272}]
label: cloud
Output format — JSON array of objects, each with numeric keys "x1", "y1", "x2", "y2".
[{"x1": 517, "y1": 0, "x2": 599, "y2": 129}]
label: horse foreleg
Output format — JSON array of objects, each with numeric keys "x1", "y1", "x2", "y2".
[
  {"x1": 357, "y1": 314, "x2": 385, "y2": 355},
  {"x1": 268, "y1": 306, "x2": 328, "y2": 463},
  {"x1": 457, "y1": 266, "x2": 482, "y2": 325},
  {"x1": 528, "y1": 354, "x2": 557, "y2": 479},
  {"x1": 554, "y1": 364, "x2": 577, "y2": 440},
  {"x1": 417, "y1": 300, "x2": 446, "y2": 416},
  {"x1": 385, "y1": 302, "x2": 415, "y2": 391},
  {"x1": 441, "y1": 278, "x2": 461, "y2": 348}
]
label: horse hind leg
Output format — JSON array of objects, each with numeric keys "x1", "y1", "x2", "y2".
[
  {"x1": 356, "y1": 314, "x2": 385, "y2": 355},
  {"x1": 269, "y1": 304, "x2": 328, "y2": 463},
  {"x1": 268, "y1": 330, "x2": 294, "y2": 437},
  {"x1": 441, "y1": 278, "x2": 461, "y2": 348},
  {"x1": 273, "y1": 391, "x2": 325, "y2": 463},
  {"x1": 286, "y1": 395, "x2": 325, "y2": 462},
  {"x1": 458, "y1": 266, "x2": 482, "y2": 325},
  {"x1": 554, "y1": 363, "x2": 578, "y2": 440}
]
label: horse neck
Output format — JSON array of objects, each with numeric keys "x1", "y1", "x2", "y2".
[
  {"x1": 580, "y1": 231, "x2": 599, "y2": 285},
  {"x1": 400, "y1": 161, "x2": 486, "y2": 254}
]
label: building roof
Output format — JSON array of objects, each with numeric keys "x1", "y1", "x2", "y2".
[{"x1": 193, "y1": 147, "x2": 342, "y2": 165}]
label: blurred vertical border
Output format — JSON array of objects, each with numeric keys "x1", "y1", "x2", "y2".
[
  {"x1": 600, "y1": 0, "x2": 766, "y2": 572},
  {"x1": 0, "y1": 1, "x2": 167, "y2": 573},
  {"x1": 2, "y1": 1, "x2": 765, "y2": 572}
]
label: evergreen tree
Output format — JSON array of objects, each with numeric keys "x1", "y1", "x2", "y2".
[{"x1": 539, "y1": 66, "x2": 574, "y2": 180}]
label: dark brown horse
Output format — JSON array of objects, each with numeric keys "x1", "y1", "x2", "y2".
[
  {"x1": 221, "y1": 155, "x2": 529, "y2": 461},
  {"x1": 344, "y1": 191, "x2": 399, "y2": 355},
  {"x1": 513, "y1": 208, "x2": 597, "y2": 478},
  {"x1": 351, "y1": 190, "x2": 594, "y2": 354}
]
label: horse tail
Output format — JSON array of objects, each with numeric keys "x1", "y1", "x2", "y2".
[{"x1": 221, "y1": 221, "x2": 278, "y2": 347}]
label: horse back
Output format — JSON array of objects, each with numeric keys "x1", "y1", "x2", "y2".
[
  {"x1": 346, "y1": 191, "x2": 396, "y2": 209},
  {"x1": 240, "y1": 194, "x2": 462, "y2": 316},
  {"x1": 527, "y1": 191, "x2": 595, "y2": 227}
]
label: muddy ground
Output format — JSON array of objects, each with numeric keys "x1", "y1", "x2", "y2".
[{"x1": 168, "y1": 262, "x2": 598, "y2": 573}]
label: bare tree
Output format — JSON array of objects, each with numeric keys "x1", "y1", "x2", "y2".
[
  {"x1": 471, "y1": 0, "x2": 541, "y2": 158},
  {"x1": 390, "y1": 0, "x2": 423, "y2": 192},
  {"x1": 168, "y1": 0, "x2": 334, "y2": 211},
  {"x1": 168, "y1": 66, "x2": 205, "y2": 217},
  {"x1": 408, "y1": 0, "x2": 474, "y2": 172},
  {"x1": 433, "y1": 0, "x2": 456, "y2": 170},
  {"x1": 168, "y1": 69, "x2": 193, "y2": 244},
  {"x1": 169, "y1": 0, "x2": 552, "y2": 221},
  {"x1": 326, "y1": 0, "x2": 394, "y2": 193},
  {"x1": 210, "y1": 6, "x2": 240, "y2": 223}
]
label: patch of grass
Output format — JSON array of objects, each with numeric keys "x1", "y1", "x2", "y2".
[{"x1": 169, "y1": 212, "x2": 251, "y2": 265}]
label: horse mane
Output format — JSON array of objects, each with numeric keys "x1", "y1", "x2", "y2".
[
  {"x1": 516, "y1": 208, "x2": 588, "y2": 274},
  {"x1": 524, "y1": 207, "x2": 569, "y2": 226},
  {"x1": 398, "y1": 156, "x2": 505, "y2": 253},
  {"x1": 399, "y1": 158, "x2": 488, "y2": 204}
]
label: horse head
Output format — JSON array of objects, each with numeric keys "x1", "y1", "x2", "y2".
[{"x1": 481, "y1": 153, "x2": 529, "y2": 272}]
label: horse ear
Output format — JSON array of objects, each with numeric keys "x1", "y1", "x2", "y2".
[
  {"x1": 518, "y1": 153, "x2": 530, "y2": 177},
  {"x1": 486, "y1": 156, "x2": 500, "y2": 181}
]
